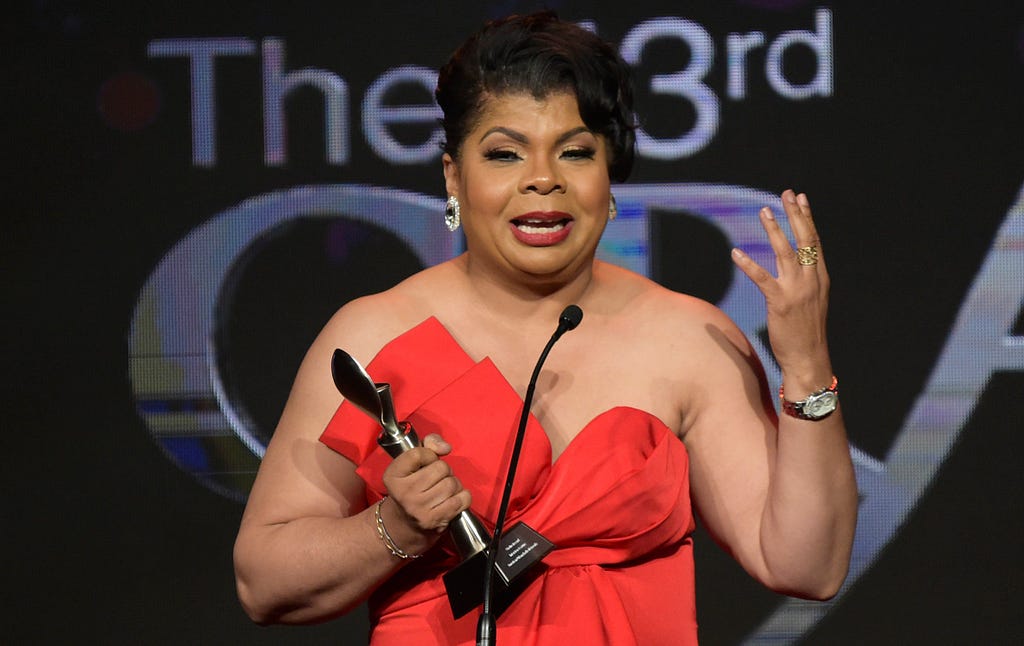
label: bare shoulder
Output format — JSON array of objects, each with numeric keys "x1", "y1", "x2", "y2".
[
  {"x1": 594, "y1": 261, "x2": 747, "y2": 353},
  {"x1": 241, "y1": 261, "x2": 464, "y2": 523},
  {"x1": 588, "y1": 263, "x2": 761, "y2": 433},
  {"x1": 272, "y1": 260, "x2": 460, "y2": 445},
  {"x1": 315, "y1": 260, "x2": 463, "y2": 365}
]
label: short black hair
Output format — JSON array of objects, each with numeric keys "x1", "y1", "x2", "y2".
[{"x1": 435, "y1": 11, "x2": 637, "y2": 182}]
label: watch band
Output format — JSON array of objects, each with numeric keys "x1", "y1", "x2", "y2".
[{"x1": 779, "y1": 375, "x2": 839, "y2": 420}]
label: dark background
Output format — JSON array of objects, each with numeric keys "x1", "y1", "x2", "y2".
[{"x1": 5, "y1": 1, "x2": 1023, "y2": 643}]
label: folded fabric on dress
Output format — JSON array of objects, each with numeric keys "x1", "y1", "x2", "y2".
[{"x1": 321, "y1": 317, "x2": 697, "y2": 645}]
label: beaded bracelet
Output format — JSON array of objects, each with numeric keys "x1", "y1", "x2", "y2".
[{"x1": 374, "y1": 497, "x2": 420, "y2": 560}]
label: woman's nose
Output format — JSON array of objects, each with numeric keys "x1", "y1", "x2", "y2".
[{"x1": 519, "y1": 156, "x2": 565, "y2": 194}]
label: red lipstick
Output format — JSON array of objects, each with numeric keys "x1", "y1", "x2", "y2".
[{"x1": 509, "y1": 211, "x2": 574, "y2": 246}]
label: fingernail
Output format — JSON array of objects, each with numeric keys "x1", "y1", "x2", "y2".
[
  {"x1": 732, "y1": 248, "x2": 745, "y2": 260},
  {"x1": 785, "y1": 191, "x2": 797, "y2": 203},
  {"x1": 761, "y1": 207, "x2": 775, "y2": 220},
  {"x1": 797, "y1": 193, "x2": 809, "y2": 206}
]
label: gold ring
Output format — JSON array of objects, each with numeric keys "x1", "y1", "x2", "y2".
[{"x1": 796, "y1": 246, "x2": 819, "y2": 266}]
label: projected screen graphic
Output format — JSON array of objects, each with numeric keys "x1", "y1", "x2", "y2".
[{"x1": 10, "y1": 2, "x2": 1023, "y2": 645}]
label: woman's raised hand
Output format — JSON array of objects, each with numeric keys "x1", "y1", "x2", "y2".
[{"x1": 731, "y1": 189, "x2": 832, "y2": 380}]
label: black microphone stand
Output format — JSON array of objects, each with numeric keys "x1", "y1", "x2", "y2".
[{"x1": 476, "y1": 305, "x2": 583, "y2": 646}]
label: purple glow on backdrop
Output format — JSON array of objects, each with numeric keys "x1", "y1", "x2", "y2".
[{"x1": 736, "y1": 0, "x2": 814, "y2": 10}]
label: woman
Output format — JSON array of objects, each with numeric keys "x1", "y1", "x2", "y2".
[{"x1": 234, "y1": 12, "x2": 857, "y2": 644}]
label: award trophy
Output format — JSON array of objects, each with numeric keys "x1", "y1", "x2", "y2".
[{"x1": 330, "y1": 348, "x2": 552, "y2": 619}]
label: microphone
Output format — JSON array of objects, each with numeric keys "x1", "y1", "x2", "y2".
[
  {"x1": 476, "y1": 305, "x2": 584, "y2": 646},
  {"x1": 555, "y1": 304, "x2": 584, "y2": 338}
]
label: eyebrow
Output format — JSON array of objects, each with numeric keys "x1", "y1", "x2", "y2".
[{"x1": 477, "y1": 125, "x2": 592, "y2": 145}]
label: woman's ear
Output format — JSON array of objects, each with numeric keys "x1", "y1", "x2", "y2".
[{"x1": 442, "y1": 153, "x2": 460, "y2": 198}]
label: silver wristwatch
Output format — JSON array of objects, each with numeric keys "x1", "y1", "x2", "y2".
[{"x1": 780, "y1": 376, "x2": 839, "y2": 421}]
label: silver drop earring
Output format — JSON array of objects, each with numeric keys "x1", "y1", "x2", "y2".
[
  {"x1": 608, "y1": 193, "x2": 618, "y2": 221},
  {"x1": 444, "y1": 196, "x2": 461, "y2": 232}
]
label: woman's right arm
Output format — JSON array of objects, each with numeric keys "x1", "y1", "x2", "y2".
[{"x1": 233, "y1": 303, "x2": 470, "y2": 624}]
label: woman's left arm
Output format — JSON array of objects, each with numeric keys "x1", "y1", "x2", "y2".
[{"x1": 683, "y1": 189, "x2": 857, "y2": 600}]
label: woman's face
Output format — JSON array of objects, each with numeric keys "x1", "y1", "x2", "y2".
[{"x1": 443, "y1": 91, "x2": 612, "y2": 286}]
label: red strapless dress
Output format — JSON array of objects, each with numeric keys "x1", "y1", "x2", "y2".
[{"x1": 321, "y1": 317, "x2": 697, "y2": 645}]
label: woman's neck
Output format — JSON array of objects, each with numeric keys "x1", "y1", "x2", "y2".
[{"x1": 456, "y1": 253, "x2": 599, "y2": 328}]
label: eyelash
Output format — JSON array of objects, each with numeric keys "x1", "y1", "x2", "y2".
[
  {"x1": 483, "y1": 149, "x2": 520, "y2": 161},
  {"x1": 482, "y1": 147, "x2": 596, "y2": 162},
  {"x1": 563, "y1": 147, "x2": 596, "y2": 160}
]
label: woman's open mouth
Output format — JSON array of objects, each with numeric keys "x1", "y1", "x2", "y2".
[{"x1": 509, "y1": 212, "x2": 574, "y2": 246}]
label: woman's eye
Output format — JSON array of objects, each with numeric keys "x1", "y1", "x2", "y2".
[
  {"x1": 483, "y1": 149, "x2": 521, "y2": 161},
  {"x1": 562, "y1": 147, "x2": 596, "y2": 160}
]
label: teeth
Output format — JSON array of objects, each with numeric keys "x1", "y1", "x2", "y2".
[{"x1": 516, "y1": 221, "x2": 565, "y2": 234}]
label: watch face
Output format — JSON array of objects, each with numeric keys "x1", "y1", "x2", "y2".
[{"x1": 805, "y1": 391, "x2": 838, "y2": 418}]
